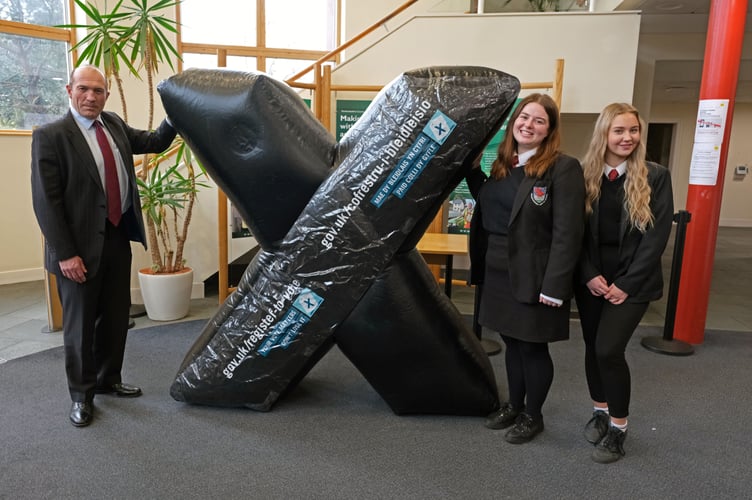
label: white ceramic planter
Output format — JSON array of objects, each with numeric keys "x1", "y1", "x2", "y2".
[{"x1": 138, "y1": 267, "x2": 193, "y2": 321}]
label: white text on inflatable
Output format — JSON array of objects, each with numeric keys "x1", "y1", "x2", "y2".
[
  {"x1": 222, "y1": 280, "x2": 303, "y2": 379},
  {"x1": 320, "y1": 99, "x2": 433, "y2": 251}
]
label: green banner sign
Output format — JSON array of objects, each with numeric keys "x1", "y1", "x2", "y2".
[{"x1": 336, "y1": 100, "x2": 371, "y2": 141}]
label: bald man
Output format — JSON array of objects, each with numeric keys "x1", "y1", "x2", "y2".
[{"x1": 31, "y1": 65, "x2": 176, "y2": 427}]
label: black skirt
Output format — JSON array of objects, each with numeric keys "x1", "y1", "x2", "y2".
[{"x1": 479, "y1": 234, "x2": 570, "y2": 343}]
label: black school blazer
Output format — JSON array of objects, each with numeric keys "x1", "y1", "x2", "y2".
[
  {"x1": 577, "y1": 162, "x2": 674, "y2": 303},
  {"x1": 467, "y1": 154, "x2": 585, "y2": 304}
]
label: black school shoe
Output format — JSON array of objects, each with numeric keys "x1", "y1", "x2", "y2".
[
  {"x1": 584, "y1": 410, "x2": 610, "y2": 444},
  {"x1": 504, "y1": 412, "x2": 544, "y2": 444},
  {"x1": 485, "y1": 403, "x2": 522, "y2": 430},
  {"x1": 592, "y1": 427, "x2": 627, "y2": 463}
]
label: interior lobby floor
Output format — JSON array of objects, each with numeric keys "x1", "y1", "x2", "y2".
[{"x1": 1, "y1": 226, "x2": 750, "y2": 365}]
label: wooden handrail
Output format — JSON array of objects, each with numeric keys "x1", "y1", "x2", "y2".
[
  {"x1": 180, "y1": 41, "x2": 327, "y2": 60},
  {"x1": 286, "y1": 0, "x2": 419, "y2": 84}
]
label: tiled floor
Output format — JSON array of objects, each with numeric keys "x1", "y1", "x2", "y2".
[
  {"x1": 1, "y1": 226, "x2": 750, "y2": 364},
  {"x1": 0, "y1": 282, "x2": 219, "y2": 364}
]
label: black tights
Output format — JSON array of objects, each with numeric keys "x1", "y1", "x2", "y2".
[{"x1": 500, "y1": 335, "x2": 553, "y2": 419}]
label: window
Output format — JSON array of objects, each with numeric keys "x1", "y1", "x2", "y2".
[
  {"x1": 0, "y1": 33, "x2": 68, "y2": 129},
  {"x1": 265, "y1": 0, "x2": 335, "y2": 51},
  {"x1": 180, "y1": 0, "x2": 256, "y2": 46},
  {"x1": 0, "y1": 0, "x2": 71, "y2": 131},
  {"x1": 179, "y1": 0, "x2": 336, "y2": 83},
  {"x1": 1, "y1": 0, "x2": 66, "y2": 24}
]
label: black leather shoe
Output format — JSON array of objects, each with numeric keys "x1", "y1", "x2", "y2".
[
  {"x1": 70, "y1": 402, "x2": 93, "y2": 427},
  {"x1": 95, "y1": 382, "x2": 142, "y2": 397},
  {"x1": 592, "y1": 427, "x2": 627, "y2": 464},
  {"x1": 485, "y1": 403, "x2": 523, "y2": 430},
  {"x1": 504, "y1": 412, "x2": 544, "y2": 444},
  {"x1": 584, "y1": 410, "x2": 610, "y2": 444}
]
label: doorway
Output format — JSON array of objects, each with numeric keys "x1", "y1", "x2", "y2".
[{"x1": 646, "y1": 123, "x2": 675, "y2": 170}]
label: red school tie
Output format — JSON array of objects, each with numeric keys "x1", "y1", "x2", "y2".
[
  {"x1": 607, "y1": 169, "x2": 619, "y2": 182},
  {"x1": 94, "y1": 121, "x2": 122, "y2": 226},
  {"x1": 512, "y1": 155, "x2": 519, "y2": 167}
]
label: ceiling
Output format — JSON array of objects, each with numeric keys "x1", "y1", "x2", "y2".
[{"x1": 617, "y1": 0, "x2": 752, "y2": 104}]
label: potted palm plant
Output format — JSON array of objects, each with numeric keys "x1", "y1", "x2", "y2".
[
  {"x1": 61, "y1": 0, "x2": 207, "y2": 320},
  {"x1": 137, "y1": 141, "x2": 207, "y2": 320}
]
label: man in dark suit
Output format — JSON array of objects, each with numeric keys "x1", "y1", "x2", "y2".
[{"x1": 31, "y1": 65, "x2": 176, "y2": 427}]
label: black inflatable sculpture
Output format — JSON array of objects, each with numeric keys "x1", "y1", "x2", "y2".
[{"x1": 159, "y1": 67, "x2": 520, "y2": 413}]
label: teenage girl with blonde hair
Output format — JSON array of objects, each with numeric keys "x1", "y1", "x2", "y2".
[{"x1": 576, "y1": 102, "x2": 674, "y2": 463}]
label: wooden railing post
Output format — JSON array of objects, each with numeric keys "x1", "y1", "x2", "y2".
[
  {"x1": 313, "y1": 64, "x2": 324, "y2": 124},
  {"x1": 553, "y1": 58, "x2": 564, "y2": 108},
  {"x1": 321, "y1": 64, "x2": 333, "y2": 132},
  {"x1": 218, "y1": 188, "x2": 229, "y2": 303},
  {"x1": 217, "y1": 49, "x2": 230, "y2": 303},
  {"x1": 41, "y1": 239, "x2": 63, "y2": 333}
]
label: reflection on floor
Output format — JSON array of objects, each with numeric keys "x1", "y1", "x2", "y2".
[{"x1": 1, "y1": 227, "x2": 750, "y2": 364}]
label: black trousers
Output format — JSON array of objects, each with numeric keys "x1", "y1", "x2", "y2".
[
  {"x1": 56, "y1": 221, "x2": 132, "y2": 403},
  {"x1": 575, "y1": 289, "x2": 648, "y2": 419}
]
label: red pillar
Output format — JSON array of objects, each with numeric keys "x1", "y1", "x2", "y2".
[{"x1": 673, "y1": 0, "x2": 748, "y2": 344}]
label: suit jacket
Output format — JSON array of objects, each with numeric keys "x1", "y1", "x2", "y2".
[
  {"x1": 467, "y1": 154, "x2": 585, "y2": 304},
  {"x1": 577, "y1": 162, "x2": 674, "y2": 303},
  {"x1": 31, "y1": 110, "x2": 176, "y2": 278}
]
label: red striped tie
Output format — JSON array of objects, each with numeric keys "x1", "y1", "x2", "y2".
[
  {"x1": 607, "y1": 169, "x2": 619, "y2": 181},
  {"x1": 94, "y1": 121, "x2": 122, "y2": 226}
]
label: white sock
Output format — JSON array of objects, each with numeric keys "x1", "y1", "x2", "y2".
[
  {"x1": 594, "y1": 406, "x2": 609, "y2": 414},
  {"x1": 611, "y1": 421, "x2": 628, "y2": 432}
]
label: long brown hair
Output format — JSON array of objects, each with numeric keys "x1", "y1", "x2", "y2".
[
  {"x1": 490, "y1": 93, "x2": 561, "y2": 179},
  {"x1": 582, "y1": 102, "x2": 654, "y2": 232}
]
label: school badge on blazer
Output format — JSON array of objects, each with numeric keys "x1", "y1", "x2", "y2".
[{"x1": 531, "y1": 185, "x2": 548, "y2": 206}]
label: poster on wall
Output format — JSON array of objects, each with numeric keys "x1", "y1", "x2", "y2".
[{"x1": 446, "y1": 98, "x2": 521, "y2": 234}]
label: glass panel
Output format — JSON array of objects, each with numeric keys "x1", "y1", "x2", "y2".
[
  {"x1": 181, "y1": 53, "x2": 222, "y2": 70},
  {"x1": 0, "y1": 34, "x2": 69, "y2": 130},
  {"x1": 180, "y1": 0, "x2": 257, "y2": 45},
  {"x1": 266, "y1": 0, "x2": 335, "y2": 51},
  {"x1": 0, "y1": 0, "x2": 67, "y2": 25},
  {"x1": 266, "y1": 58, "x2": 314, "y2": 83},
  {"x1": 181, "y1": 53, "x2": 258, "y2": 71},
  {"x1": 226, "y1": 56, "x2": 258, "y2": 72}
]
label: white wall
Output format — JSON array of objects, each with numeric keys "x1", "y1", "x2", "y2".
[
  {"x1": 2, "y1": 135, "x2": 42, "y2": 284},
  {"x1": 651, "y1": 101, "x2": 752, "y2": 226}
]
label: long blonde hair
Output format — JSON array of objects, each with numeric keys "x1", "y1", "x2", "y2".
[
  {"x1": 490, "y1": 93, "x2": 561, "y2": 179},
  {"x1": 582, "y1": 103, "x2": 653, "y2": 232}
]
